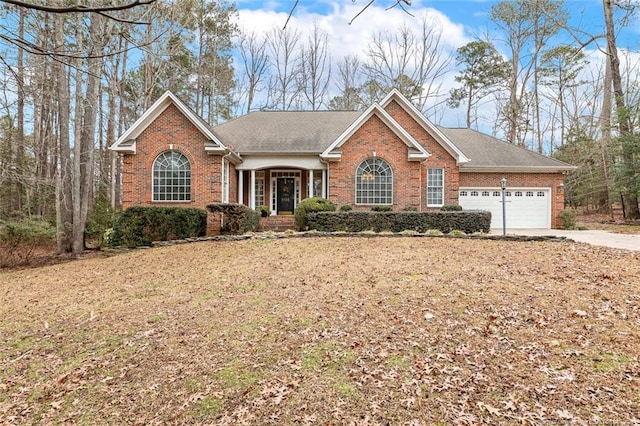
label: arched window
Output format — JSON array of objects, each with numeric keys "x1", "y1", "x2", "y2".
[
  {"x1": 152, "y1": 151, "x2": 191, "y2": 201},
  {"x1": 355, "y1": 158, "x2": 393, "y2": 205}
]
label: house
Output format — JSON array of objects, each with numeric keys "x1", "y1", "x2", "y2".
[{"x1": 110, "y1": 89, "x2": 574, "y2": 230}]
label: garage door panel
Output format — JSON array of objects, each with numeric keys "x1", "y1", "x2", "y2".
[{"x1": 459, "y1": 188, "x2": 550, "y2": 229}]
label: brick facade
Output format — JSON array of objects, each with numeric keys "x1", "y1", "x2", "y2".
[
  {"x1": 116, "y1": 92, "x2": 568, "y2": 230},
  {"x1": 121, "y1": 103, "x2": 235, "y2": 211},
  {"x1": 327, "y1": 102, "x2": 463, "y2": 211}
]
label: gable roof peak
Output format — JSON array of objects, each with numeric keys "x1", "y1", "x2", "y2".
[
  {"x1": 378, "y1": 90, "x2": 470, "y2": 165},
  {"x1": 110, "y1": 90, "x2": 232, "y2": 157}
]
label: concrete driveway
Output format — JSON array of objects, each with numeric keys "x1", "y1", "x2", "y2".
[{"x1": 490, "y1": 228, "x2": 640, "y2": 252}]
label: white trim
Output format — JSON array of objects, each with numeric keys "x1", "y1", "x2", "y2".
[
  {"x1": 250, "y1": 170, "x2": 256, "y2": 210},
  {"x1": 460, "y1": 166, "x2": 574, "y2": 173},
  {"x1": 322, "y1": 169, "x2": 327, "y2": 198},
  {"x1": 221, "y1": 158, "x2": 230, "y2": 203},
  {"x1": 379, "y1": 89, "x2": 470, "y2": 165},
  {"x1": 236, "y1": 155, "x2": 325, "y2": 171},
  {"x1": 354, "y1": 158, "x2": 393, "y2": 206},
  {"x1": 270, "y1": 170, "x2": 301, "y2": 215},
  {"x1": 238, "y1": 171, "x2": 244, "y2": 205},
  {"x1": 111, "y1": 91, "x2": 231, "y2": 157},
  {"x1": 308, "y1": 169, "x2": 314, "y2": 198},
  {"x1": 320, "y1": 103, "x2": 430, "y2": 162},
  {"x1": 426, "y1": 167, "x2": 444, "y2": 207}
]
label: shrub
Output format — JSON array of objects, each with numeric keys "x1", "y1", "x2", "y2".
[
  {"x1": 256, "y1": 205, "x2": 270, "y2": 217},
  {"x1": 208, "y1": 203, "x2": 260, "y2": 234},
  {"x1": 560, "y1": 208, "x2": 578, "y2": 230},
  {"x1": 371, "y1": 205, "x2": 393, "y2": 212},
  {"x1": 85, "y1": 192, "x2": 120, "y2": 248},
  {"x1": 0, "y1": 219, "x2": 56, "y2": 268},
  {"x1": 294, "y1": 197, "x2": 336, "y2": 231},
  {"x1": 402, "y1": 206, "x2": 418, "y2": 211},
  {"x1": 441, "y1": 205, "x2": 463, "y2": 211},
  {"x1": 340, "y1": 205, "x2": 353, "y2": 212},
  {"x1": 111, "y1": 207, "x2": 207, "y2": 247},
  {"x1": 306, "y1": 211, "x2": 491, "y2": 234}
]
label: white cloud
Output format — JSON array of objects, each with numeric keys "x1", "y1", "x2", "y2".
[{"x1": 235, "y1": 3, "x2": 470, "y2": 63}]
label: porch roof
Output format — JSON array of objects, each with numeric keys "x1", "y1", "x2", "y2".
[{"x1": 212, "y1": 110, "x2": 363, "y2": 153}]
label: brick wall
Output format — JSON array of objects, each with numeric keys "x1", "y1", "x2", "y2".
[
  {"x1": 121, "y1": 103, "x2": 224, "y2": 211},
  {"x1": 384, "y1": 100, "x2": 460, "y2": 209},
  {"x1": 328, "y1": 104, "x2": 459, "y2": 211},
  {"x1": 459, "y1": 171, "x2": 566, "y2": 228}
]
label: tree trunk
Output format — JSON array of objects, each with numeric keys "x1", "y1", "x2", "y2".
[
  {"x1": 603, "y1": 0, "x2": 639, "y2": 218},
  {"x1": 54, "y1": 11, "x2": 73, "y2": 253}
]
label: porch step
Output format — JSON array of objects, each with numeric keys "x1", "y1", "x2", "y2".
[{"x1": 258, "y1": 215, "x2": 296, "y2": 232}]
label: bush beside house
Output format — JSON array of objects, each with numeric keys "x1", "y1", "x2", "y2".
[{"x1": 306, "y1": 211, "x2": 491, "y2": 234}]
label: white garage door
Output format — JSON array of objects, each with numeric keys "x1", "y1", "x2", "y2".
[{"x1": 459, "y1": 188, "x2": 551, "y2": 229}]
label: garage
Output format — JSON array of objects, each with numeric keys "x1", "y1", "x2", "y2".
[{"x1": 458, "y1": 188, "x2": 551, "y2": 229}]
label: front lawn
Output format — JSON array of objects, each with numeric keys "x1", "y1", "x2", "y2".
[{"x1": 1, "y1": 237, "x2": 639, "y2": 424}]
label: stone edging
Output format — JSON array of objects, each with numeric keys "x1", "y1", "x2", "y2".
[{"x1": 101, "y1": 231, "x2": 573, "y2": 253}]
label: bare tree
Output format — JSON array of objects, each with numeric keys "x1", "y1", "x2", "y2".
[
  {"x1": 237, "y1": 29, "x2": 269, "y2": 113},
  {"x1": 329, "y1": 55, "x2": 364, "y2": 110},
  {"x1": 266, "y1": 25, "x2": 301, "y2": 110},
  {"x1": 363, "y1": 15, "x2": 453, "y2": 117},
  {"x1": 298, "y1": 21, "x2": 331, "y2": 110}
]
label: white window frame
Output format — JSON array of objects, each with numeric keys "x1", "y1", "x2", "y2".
[
  {"x1": 270, "y1": 170, "x2": 301, "y2": 214},
  {"x1": 254, "y1": 171, "x2": 265, "y2": 208},
  {"x1": 427, "y1": 168, "x2": 444, "y2": 207},
  {"x1": 355, "y1": 158, "x2": 393, "y2": 205},
  {"x1": 152, "y1": 151, "x2": 191, "y2": 202},
  {"x1": 221, "y1": 158, "x2": 230, "y2": 203}
]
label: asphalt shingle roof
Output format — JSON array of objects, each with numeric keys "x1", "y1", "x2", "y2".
[
  {"x1": 212, "y1": 110, "x2": 363, "y2": 153},
  {"x1": 436, "y1": 127, "x2": 572, "y2": 169},
  {"x1": 211, "y1": 110, "x2": 572, "y2": 170}
]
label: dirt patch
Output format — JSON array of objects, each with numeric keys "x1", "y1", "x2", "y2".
[{"x1": 1, "y1": 237, "x2": 639, "y2": 424}]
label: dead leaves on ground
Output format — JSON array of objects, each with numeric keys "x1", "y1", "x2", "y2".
[{"x1": 1, "y1": 237, "x2": 640, "y2": 424}]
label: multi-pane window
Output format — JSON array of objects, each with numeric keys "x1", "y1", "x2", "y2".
[
  {"x1": 355, "y1": 158, "x2": 393, "y2": 205},
  {"x1": 152, "y1": 151, "x2": 191, "y2": 201},
  {"x1": 255, "y1": 171, "x2": 265, "y2": 207},
  {"x1": 427, "y1": 168, "x2": 444, "y2": 206},
  {"x1": 222, "y1": 159, "x2": 230, "y2": 203}
]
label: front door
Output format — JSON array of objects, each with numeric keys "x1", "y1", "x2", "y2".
[{"x1": 277, "y1": 178, "x2": 295, "y2": 214}]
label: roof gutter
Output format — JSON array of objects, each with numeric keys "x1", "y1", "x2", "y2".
[{"x1": 460, "y1": 165, "x2": 577, "y2": 173}]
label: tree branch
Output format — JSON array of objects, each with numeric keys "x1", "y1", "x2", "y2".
[{"x1": 0, "y1": 0, "x2": 157, "y2": 14}]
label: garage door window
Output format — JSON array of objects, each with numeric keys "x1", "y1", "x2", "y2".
[{"x1": 427, "y1": 168, "x2": 444, "y2": 206}]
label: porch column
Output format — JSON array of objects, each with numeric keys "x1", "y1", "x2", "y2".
[
  {"x1": 249, "y1": 170, "x2": 256, "y2": 210},
  {"x1": 322, "y1": 169, "x2": 327, "y2": 198},
  {"x1": 308, "y1": 169, "x2": 314, "y2": 198},
  {"x1": 238, "y1": 171, "x2": 244, "y2": 205}
]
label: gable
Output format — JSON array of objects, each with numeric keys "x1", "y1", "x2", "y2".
[
  {"x1": 110, "y1": 91, "x2": 229, "y2": 157},
  {"x1": 320, "y1": 103, "x2": 429, "y2": 161},
  {"x1": 379, "y1": 90, "x2": 470, "y2": 165}
]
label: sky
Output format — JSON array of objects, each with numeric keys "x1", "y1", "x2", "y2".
[{"x1": 228, "y1": 0, "x2": 640, "y2": 130}]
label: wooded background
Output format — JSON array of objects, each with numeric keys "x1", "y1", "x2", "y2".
[{"x1": 0, "y1": 0, "x2": 639, "y2": 253}]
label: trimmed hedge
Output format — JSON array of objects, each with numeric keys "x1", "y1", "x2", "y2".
[
  {"x1": 111, "y1": 206, "x2": 207, "y2": 247},
  {"x1": 306, "y1": 210, "x2": 491, "y2": 234},
  {"x1": 294, "y1": 197, "x2": 336, "y2": 231},
  {"x1": 207, "y1": 203, "x2": 260, "y2": 234}
]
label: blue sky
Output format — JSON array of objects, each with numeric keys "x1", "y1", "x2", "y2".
[{"x1": 230, "y1": 0, "x2": 639, "y2": 129}]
